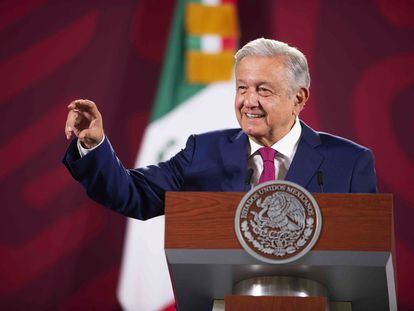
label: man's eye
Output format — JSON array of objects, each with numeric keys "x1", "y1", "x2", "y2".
[
  {"x1": 237, "y1": 86, "x2": 247, "y2": 92},
  {"x1": 258, "y1": 88, "x2": 271, "y2": 96}
]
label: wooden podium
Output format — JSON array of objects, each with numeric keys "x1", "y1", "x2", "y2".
[{"x1": 164, "y1": 192, "x2": 396, "y2": 311}]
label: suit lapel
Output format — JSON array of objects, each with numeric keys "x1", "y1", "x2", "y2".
[
  {"x1": 220, "y1": 122, "x2": 323, "y2": 191},
  {"x1": 285, "y1": 122, "x2": 324, "y2": 188},
  {"x1": 221, "y1": 130, "x2": 250, "y2": 191}
]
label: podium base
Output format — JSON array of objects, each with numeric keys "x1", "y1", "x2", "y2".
[
  {"x1": 212, "y1": 299, "x2": 352, "y2": 311},
  {"x1": 233, "y1": 276, "x2": 329, "y2": 298}
]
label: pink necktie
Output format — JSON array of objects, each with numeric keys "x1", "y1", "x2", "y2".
[{"x1": 258, "y1": 147, "x2": 276, "y2": 184}]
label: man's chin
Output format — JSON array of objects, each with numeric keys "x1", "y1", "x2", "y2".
[{"x1": 242, "y1": 127, "x2": 264, "y2": 139}]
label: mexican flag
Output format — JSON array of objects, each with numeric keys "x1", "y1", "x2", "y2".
[{"x1": 117, "y1": 0, "x2": 239, "y2": 310}]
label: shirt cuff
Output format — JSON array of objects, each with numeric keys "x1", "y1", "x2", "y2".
[{"x1": 77, "y1": 135, "x2": 105, "y2": 157}]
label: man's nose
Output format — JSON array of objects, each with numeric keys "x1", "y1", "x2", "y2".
[{"x1": 244, "y1": 90, "x2": 259, "y2": 107}]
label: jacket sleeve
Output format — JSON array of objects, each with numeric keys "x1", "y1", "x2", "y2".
[
  {"x1": 62, "y1": 136, "x2": 195, "y2": 220},
  {"x1": 350, "y1": 148, "x2": 378, "y2": 193}
]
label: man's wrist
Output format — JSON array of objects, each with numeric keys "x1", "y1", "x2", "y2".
[{"x1": 77, "y1": 135, "x2": 105, "y2": 157}]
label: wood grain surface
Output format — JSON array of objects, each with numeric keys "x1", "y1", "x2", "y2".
[
  {"x1": 224, "y1": 295, "x2": 326, "y2": 311},
  {"x1": 165, "y1": 192, "x2": 393, "y2": 251}
]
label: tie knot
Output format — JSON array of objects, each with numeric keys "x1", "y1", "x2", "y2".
[{"x1": 258, "y1": 147, "x2": 276, "y2": 162}]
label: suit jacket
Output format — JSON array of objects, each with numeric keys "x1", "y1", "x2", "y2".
[{"x1": 63, "y1": 121, "x2": 377, "y2": 220}]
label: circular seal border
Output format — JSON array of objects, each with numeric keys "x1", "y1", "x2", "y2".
[{"x1": 234, "y1": 180, "x2": 322, "y2": 264}]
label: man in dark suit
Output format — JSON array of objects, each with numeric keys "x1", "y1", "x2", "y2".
[{"x1": 63, "y1": 38, "x2": 377, "y2": 220}]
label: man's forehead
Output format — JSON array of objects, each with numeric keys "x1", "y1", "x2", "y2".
[
  {"x1": 236, "y1": 56, "x2": 287, "y2": 74},
  {"x1": 237, "y1": 54, "x2": 286, "y2": 66},
  {"x1": 235, "y1": 56, "x2": 288, "y2": 84}
]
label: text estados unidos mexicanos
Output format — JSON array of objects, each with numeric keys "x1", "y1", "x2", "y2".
[{"x1": 240, "y1": 185, "x2": 315, "y2": 218}]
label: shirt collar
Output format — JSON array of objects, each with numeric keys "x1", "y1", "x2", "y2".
[{"x1": 248, "y1": 118, "x2": 302, "y2": 158}]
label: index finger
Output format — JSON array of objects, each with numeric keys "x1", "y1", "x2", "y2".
[
  {"x1": 65, "y1": 109, "x2": 79, "y2": 139},
  {"x1": 68, "y1": 99, "x2": 99, "y2": 115}
]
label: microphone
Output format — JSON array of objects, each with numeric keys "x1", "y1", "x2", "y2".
[
  {"x1": 245, "y1": 168, "x2": 254, "y2": 185},
  {"x1": 317, "y1": 170, "x2": 324, "y2": 193}
]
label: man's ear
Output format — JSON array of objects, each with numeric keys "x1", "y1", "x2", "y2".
[{"x1": 293, "y1": 87, "x2": 309, "y2": 115}]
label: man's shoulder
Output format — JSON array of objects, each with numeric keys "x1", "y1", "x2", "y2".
[
  {"x1": 193, "y1": 128, "x2": 244, "y2": 142},
  {"x1": 301, "y1": 121, "x2": 371, "y2": 154},
  {"x1": 319, "y1": 131, "x2": 369, "y2": 151}
]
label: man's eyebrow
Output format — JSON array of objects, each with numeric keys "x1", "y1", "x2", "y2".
[
  {"x1": 257, "y1": 82, "x2": 273, "y2": 87},
  {"x1": 236, "y1": 79, "x2": 272, "y2": 85}
]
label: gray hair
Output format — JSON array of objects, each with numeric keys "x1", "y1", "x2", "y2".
[{"x1": 235, "y1": 38, "x2": 310, "y2": 92}]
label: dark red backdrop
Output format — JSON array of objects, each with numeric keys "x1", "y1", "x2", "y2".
[{"x1": 0, "y1": 0, "x2": 413, "y2": 310}]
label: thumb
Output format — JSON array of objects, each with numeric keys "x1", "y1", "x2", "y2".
[{"x1": 78, "y1": 128, "x2": 92, "y2": 140}]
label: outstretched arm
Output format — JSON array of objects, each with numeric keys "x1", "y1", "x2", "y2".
[{"x1": 63, "y1": 100, "x2": 195, "y2": 219}]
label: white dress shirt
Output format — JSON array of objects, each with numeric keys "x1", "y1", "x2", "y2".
[
  {"x1": 77, "y1": 135, "x2": 105, "y2": 157},
  {"x1": 247, "y1": 118, "x2": 302, "y2": 186}
]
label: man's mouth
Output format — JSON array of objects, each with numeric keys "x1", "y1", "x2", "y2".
[{"x1": 245, "y1": 113, "x2": 264, "y2": 119}]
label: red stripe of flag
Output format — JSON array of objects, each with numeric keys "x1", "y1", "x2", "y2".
[
  {"x1": 222, "y1": 0, "x2": 237, "y2": 4},
  {"x1": 222, "y1": 37, "x2": 237, "y2": 51}
]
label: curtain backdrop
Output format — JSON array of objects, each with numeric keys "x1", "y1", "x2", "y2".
[{"x1": 0, "y1": 0, "x2": 413, "y2": 309}]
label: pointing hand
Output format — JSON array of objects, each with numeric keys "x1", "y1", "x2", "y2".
[{"x1": 65, "y1": 99, "x2": 104, "y2": 149}]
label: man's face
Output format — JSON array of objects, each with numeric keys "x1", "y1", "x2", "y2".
[{"x1": 235, "y1": 55, "x2": 307, "y2": 146}]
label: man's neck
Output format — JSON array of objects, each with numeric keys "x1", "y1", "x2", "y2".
[{"x1": 249, "y1": 118, "x2": 298, "y2": 147}]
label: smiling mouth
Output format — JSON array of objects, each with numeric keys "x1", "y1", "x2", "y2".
[{"x1": 245, "y1": 113, "x2": 264, "y2": 119}]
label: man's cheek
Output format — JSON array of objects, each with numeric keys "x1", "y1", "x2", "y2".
[
  {"x1": 234, "y1": 97, "x2": 241, "y2": 108},
  {"x1": 235, "y1": 103, "x2": 243, "y2": 116}
]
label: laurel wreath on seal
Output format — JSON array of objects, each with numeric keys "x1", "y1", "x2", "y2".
[{"x1": 241, "y1": 192, "x2": 315, "y2": 257}]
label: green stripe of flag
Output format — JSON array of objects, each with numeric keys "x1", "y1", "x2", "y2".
[
  {"x1": 186, "y1": 35, "x2": 201, "y2": 51},
  {"x1": 151, "y1": 0, "x2": 205, "y2": 122}
]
